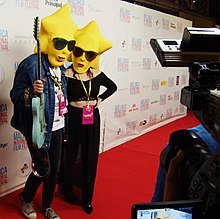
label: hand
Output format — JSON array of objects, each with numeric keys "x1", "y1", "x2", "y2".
[
  {"x1": 163, "y1": 150, "x2": 184, "y2": 201},
  {"x1": 33, "y1": 79, "x2": 46, "y2": 94}
]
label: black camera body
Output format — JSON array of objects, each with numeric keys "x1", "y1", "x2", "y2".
[
  {"x1": 160, "y1": 62, "x2": 220, "y2": 215},
  {"x1": 160, "y1": 129, "x2": 220, "y2": 213},
  {"x1": 181, "y1": 62, "x2": 220, "y2": 141}
]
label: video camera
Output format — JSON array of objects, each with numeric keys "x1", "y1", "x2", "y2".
[{"x1": 150, "y1": 27, "x2": 220, "y2": 216}]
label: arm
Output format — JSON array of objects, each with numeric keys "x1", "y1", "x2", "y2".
[{"x1": 97, "y1": 72, "x2": 117, "y2": 102}]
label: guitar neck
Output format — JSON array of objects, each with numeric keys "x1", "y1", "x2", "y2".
[{"x1": 37, "y1": 43, "x2": 42, "y2": 80}]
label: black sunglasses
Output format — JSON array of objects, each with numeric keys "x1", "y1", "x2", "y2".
[
  {"x1": 73, "y1": 46, "x2": 98, "y2": 62},
  {"x1": 53, "y1": 38, "x2": 75, "y2": 51}
]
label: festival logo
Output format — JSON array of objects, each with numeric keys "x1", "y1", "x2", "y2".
[
  {"x1": 0, "y1": 28, "x2": 9, "y2": 51},
  {"x1": 168, "y1": 76, "x2": 174, "y2": 87},
  {"x1": 152, "y1": 79, "x2": 159, "y2": 91},
  {"x1": 118, "y1": 57, "x2": 129, "y2": 72},
  {"x1": 0, "y1": 64, "x2": 5, "y2": 85},
  {"x1": 140, "y1": 98, "x2": 149, "y2": 111},
  {"x1": 0, "y1": 103, "x2": 8, "y2": 125},
  {"x1": 17, "y1": 158, "x2": 32, "y2": 177},
  {"x1": 144, "y1": 13, "x2": 152, "y2": 27},
  {"x1": 69, "y1": 0, "x2": 84, "y2": 16},
  {"x1": 0, "y1": 166, "x2": 7, "y2": 186},
  {"x1": 13, "y1": 131, "x2": 28, "y2": 151},
  {"x1": 126, "y1": 120, "x2": 137, "y2": 134},
  {"x1": 130, "y1": 81, "x2": 140, "y2": 95},
  {"x1": 149, "y1": 114, "x2": 157, "y2": 125},
  {"x1": 174, "y1": 90, "x2": 180, "y2": 101},
  {"x1": 162, "y1": 18, "x2": 169, "y2": 31},
  {"x1": 120, "y1": 7, "x2": 130, "y2": 23},
  {"x1": 143, "y1": 57, "x2": 151, "y2": 70},
  {"x1": 181, "y1": 74, "x2": 187, "y2": 85},
  {"x1": 16, "y1": 0, "x2": 39, "y2": 9},
  {"x1": 114, "y1": 104, "x2": 127, "y2": 118},
  {"x1": 160, "y1": 94, "x2": 166, "y2": 105},
  {"x1": 131, "y1": 37, "x2": 141, "y2": 51},
  {"x1": 166, "y1": 108, "x2": 173, "y2": 118},
  {"x1": 179, "y1": 104, "x2": 185, "y2": 113}
]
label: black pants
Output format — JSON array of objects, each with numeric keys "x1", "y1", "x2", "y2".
[{"x1": 22, "y1": 129, "x2": 62, "y2": 210}]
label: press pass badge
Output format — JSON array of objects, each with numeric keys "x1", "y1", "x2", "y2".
[
  {"x1": 57, "y1": 93, "x2": 68, "y2": 116},
  {"x1": 82, "y1": 105, "x2": 94, "y2": 125}
]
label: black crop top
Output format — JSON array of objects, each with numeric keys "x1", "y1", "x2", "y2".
[{"x1": 67, "y1": 72, "x2": 117, "y2": 102}]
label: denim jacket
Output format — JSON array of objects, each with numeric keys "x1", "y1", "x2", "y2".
[{"x1": 10, "y1": 54, "x2": 67, "y2": 149}]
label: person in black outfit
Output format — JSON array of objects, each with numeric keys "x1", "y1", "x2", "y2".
[{"x1": 60, "y1": 20, "x2": 117, "y2": 214}]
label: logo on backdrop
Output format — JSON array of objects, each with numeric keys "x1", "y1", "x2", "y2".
[
  {"x1": 181, "y1": 74, "x2": 187, "y2": 85},
  {"x1": 120, "y1": 7, "x2": 130, "y2": 23},
  {"x1": 149, "y1": 113, "x2": 157, "y2": 125},
  {"x1": 166, "y1": 108, "x2": 173, "y2": 119},
  {"x1": 13, "y1": 131, "x2": 28, "y2": 151},
  {"x1": 121, "y1": 39, "x2": 128, "y2": 51},
  {"x1": 130, "y1": 82, "x2": 140, "y2": 95},
  {"x1": 128, "y1": 103, "x2": 138, "y2": 112},
  {"x1": 155, "y1": 19, "x2": 160, "y2": 29},
  {"x1": 14, "y1": 35, "x2": 35, "y2": 46},
  {"x1": 126, "y1": 120, "x2": 137, "y2": 134},
  {"x1": 0, "y1": 166, "x2": 8, "y2": 186},
  {"x1": 143, "y1": 58, "x2": 151, "y2": 70},
  {"x1": 168, "y1": 76, "x2": 174, "y2": 87},
  {"x1": 162, "y1": 18, "x2": 169, "y2": 31},
  {"x1": 140, "y1": 99, "x2": 149, "y2": 111},
  {"x1": 144, "y1": 14, "x2": 152, "y2": 27},
  {"x1": 17, "y1": 158, "x2": 32, "y2": 177},
  {"x1": 152, "y1": 79, "x2": 159, "y2": 91},
  {"x1": 16, "y1": 0, "x2": 39, "y2": 9},
  {"x1": 69, "y1": 0, "x2": 84, "y2": 16},
  {"x1": 0, "y1": 103, "x2": 8, "y2": 125},
  {"x1": 0, "y1": 64, "x2": 5, "y2": 85},
  {"x1": 114, "y1": 104, "x2": 127, "y2": 118},
  {"x1": 131, "y1": 37, "x2": 141, "y2": 51},
  {"x1": 160, "y1": 94, "x2": 166, "y2": 105},
  {"x1": 0, "y1": 29, "x2": 9, "y2": 51},
  {"x1": 174, "y1": 91, "x2": 180, "y2": 101},
  {"x1": 118, "y1": 58, "x2": 129, "y2": 72}
]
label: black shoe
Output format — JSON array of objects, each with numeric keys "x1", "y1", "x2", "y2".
[{"x1": 83, "y1": 204, "x2": 93, "y2": 214}]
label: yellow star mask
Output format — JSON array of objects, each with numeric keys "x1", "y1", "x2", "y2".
[
  {"x1": 34, "y1": 4, "x2": 78, "y2": 67},
  {"x1": 71, "y1": 20, "x2": 112, "y2": 73}
]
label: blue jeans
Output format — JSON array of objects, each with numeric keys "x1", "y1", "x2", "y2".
[{"x1": 151, "y1": 124, "x2": 218, "y2": 202}]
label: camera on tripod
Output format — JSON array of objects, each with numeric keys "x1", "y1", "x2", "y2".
[{"x1": 150, "y1": 27, "x2": 220, "y2": 216}]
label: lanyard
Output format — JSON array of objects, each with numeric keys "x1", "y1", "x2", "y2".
[
  {"x1": 50, "y1": 75, "x2": 62, "y2": 91},
  {"x1": 78, "y1": 74, "x2": 91, "y2": 100}
]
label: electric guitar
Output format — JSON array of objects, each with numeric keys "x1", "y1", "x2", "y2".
[{"x1": 32, "y1": 16, "x2": 46, "y2": 149}]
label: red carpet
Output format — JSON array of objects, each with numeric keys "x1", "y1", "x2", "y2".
[{"x1": 0, "y1": 110, "x2": 200, "y2": 219}]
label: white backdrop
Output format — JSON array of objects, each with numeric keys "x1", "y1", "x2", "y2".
[{"x1": 0, "y1": 0, "x2": 192, "y2": 197}]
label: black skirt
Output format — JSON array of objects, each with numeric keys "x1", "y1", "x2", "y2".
[{"x1": 60, "y1": 105, "x2": 100, "y2": 206}]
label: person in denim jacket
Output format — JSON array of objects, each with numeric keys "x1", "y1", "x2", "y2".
[{"x1": 10, "y1": 4, "x2": 77, "y2": 219}]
